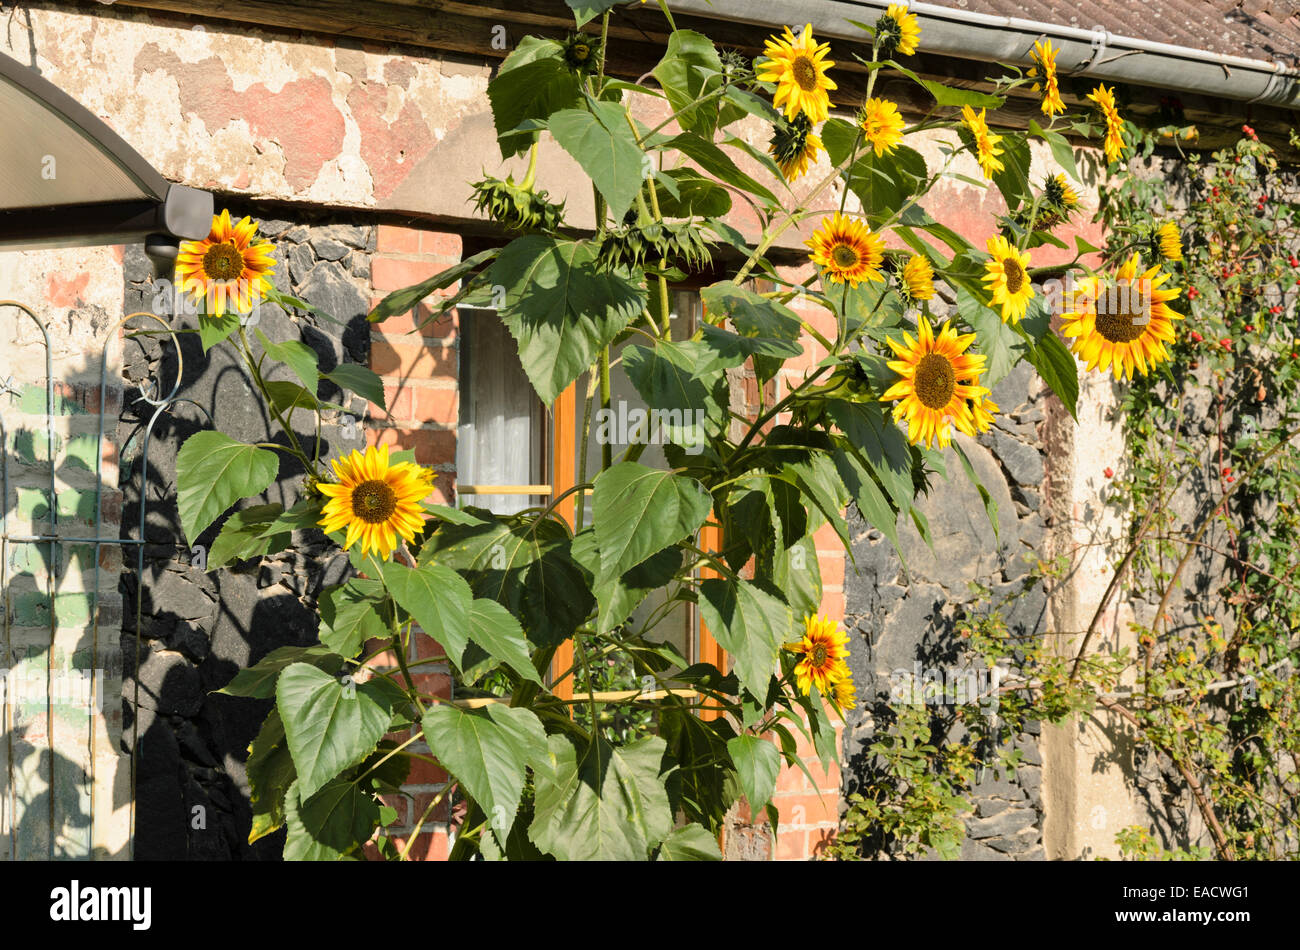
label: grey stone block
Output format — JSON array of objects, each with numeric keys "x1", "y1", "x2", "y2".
[{"x1": 967, "y1": 806, "x2": 1038, "y2": 839}]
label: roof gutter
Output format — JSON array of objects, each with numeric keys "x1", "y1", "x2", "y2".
[{"x1": 664, "y1": 0, "x2": 1300, "y2": 109}]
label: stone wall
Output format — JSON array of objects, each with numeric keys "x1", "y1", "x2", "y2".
[
  {"x1": 840, "y1": 354, "x2": 1052, "y2": 860},
  {"x1": 117, "y1": 215, "x2": 372, "y2": 859}
]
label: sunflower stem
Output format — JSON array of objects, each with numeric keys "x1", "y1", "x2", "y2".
[
  {"x1": 599, "y1": 347, "x2": 613, "y2": 471},
  {"x1": 575, "y1": 362, "x2": 599, "y2": 532},
  {"x1": 520, "y1": 142, "x2": 539, "y2": 192},
  {"x1": 235, "y1": 324, "x2": 318, "y2": 477}
]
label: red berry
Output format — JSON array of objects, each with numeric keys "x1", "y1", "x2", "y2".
[
  {"x1": 1291, "y1": 256, "x2": 1300, "y2": 267},
  {"x1": 1245, "y1": 323, "x2": 1256, "y2": 331},
  {"x1": 1189, "y1": 330, "x2": 1203, "y2": 342},
  {"x1": 1104, "y1": 467, "x2": 1114, "y2": 479},
  {"x1": 1187, "y1": 288, "x2": 1200, "y2": 300},
  {"x1": 1220, "y1": 338, "x2": 1232, "y2": 348},
  {"x1": 1269, "y1": 306, "x2": 1282, "y2": 315},
  {"x1": 1222, "y1": 466, "x2": 1232, "y2": 476}
]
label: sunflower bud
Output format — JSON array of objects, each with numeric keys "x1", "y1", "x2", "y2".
[
  {"x1": 471, "y1": 176, "x2": 565, "y2": 232},
  {"x1": 561, "y1": 31, "x2": 603, "y2": 75}
]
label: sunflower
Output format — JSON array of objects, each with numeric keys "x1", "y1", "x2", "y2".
[
  {"x1": 318, "y1": 443, "x2": 434, "y2": 560},
  {"x1": 831, "y1": 675, "x2": 857, "y2": 711},
  {"x1": 859, "y1": 97, "x2": 906, "y2": 156},
  {"x1": 877, "y1": 3, "x2": 921, "y2": 57},
  {"x1": 1044, "y1": 172, "x2": 1080, "y2": 211},
  {"x1": 806, "y1": 213, "x2": 885, "y2": 287},
  {"x1": 881, "y1": 316, "x2": 990, "y2": 449},
  {"x1": 961, "y1": 105, "x2": 1004, "y2": 180},
  {"x1": 982, "y1": 235, "x2": 1034, "y2": 324},
  {"x1": 786, "y1": 615, "x2": 852, "y2": 697},
  {"x1": 968, "y1": 392, "x2": 999, "y2": 434},
  {"x1": 1060, "y1": 253, "x2": 1183, "y2": 381},
  {"x1": 901, "y1": 254, "x2": 935, "y2": 301},
  {"x1": 1033, "y1": 172, "x2": 1081, "y2": 229},
  {"x1": 1029, "y1": 40, "x2": 1065, "y2": 117},
  {"x1": 757, "y1": 24, "x2": 837, "y2": 124},
  {"x1": 768, "y1": 112, "x2": 824, "y2": 181},
  {"x1": 1156, "y1": 222, "x2": 1183, "y2": 261},
  {"x1": 1088, "y1": 84, "x2": 1126, "y2": 164},
  {"x1": 175, "y1": 210, "x2": 276, "y2": 317}
]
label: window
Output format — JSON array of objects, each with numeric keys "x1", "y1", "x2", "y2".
[
  {"x1": 455, "y1": 288, "x2": 728, "y2": 697},
  {"x1": 455, "y1": 307, "x2": 548, "y2": 516}
]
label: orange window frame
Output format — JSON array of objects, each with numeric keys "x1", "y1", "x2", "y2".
[{"x1": 546, "y1": 389, "x2": 727, "y2": 707}]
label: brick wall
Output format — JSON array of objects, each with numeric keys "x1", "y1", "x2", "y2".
[{"x1": 364, "y1": 224, "x2": 463, "y2": 860}]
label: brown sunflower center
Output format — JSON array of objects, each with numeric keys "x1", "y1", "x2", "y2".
[
  {"x1": 1095, "y1": 282, "x2": 1150, "y2": 343},
  {"x1": 811, "y1": 643, "x2": 829, "y2": 668},
  {"x1": 1002, "y1": 258, "x2": 1026, "y2": 294},
  {"x1": 914, "y1": 353, "x2": 957, "y2": 410},
  {"x1": 792, "y1": 55, "x2": 819, "y2": 91},
  {"x1": 202, "y1": 242, "x2": 245, "y2": 281},
  {"x1": 831, "y1": 243, "x2": 860, "y2": 271},
  {"x1": 351, "y1": 479, "x2": 398, "y2": 524}
]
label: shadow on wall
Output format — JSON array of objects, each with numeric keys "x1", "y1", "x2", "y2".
[
  {"x1": 1, "y1": 309, "x2": 122, "y2": 857},
  {"x1": 116, "y1": 219, "x2": 371, "y2": 860}
]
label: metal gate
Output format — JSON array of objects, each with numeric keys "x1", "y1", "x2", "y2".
[{"x1": 1, "y1": 299, "x2": 200, "y2": 860}]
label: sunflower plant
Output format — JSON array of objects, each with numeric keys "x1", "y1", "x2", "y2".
[{"x1": 172, "y1": 3, "x2": 1148, "y2": 860}]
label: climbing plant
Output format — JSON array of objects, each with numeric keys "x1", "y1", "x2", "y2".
[{"x1": 1093, "y1": 124, "x2": 1300, "y2": 860}]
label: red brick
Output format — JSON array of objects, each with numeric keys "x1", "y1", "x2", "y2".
[
  {"x1": 379, "y1": 792, "x2": 409, "y2": 828},
  {"x1": 372, "y1": 257, "x2": 447, "y2": 293},
  {"x1": 773, "y1": 790, "x2": 837, "y2": 827},
  {"x1": 413, "y1": 632, "x2": 446, "y2": 660},
  {"x1": 371, "y1": 303, "x2": 458, "y2": 339},
  {"x1": 775, "y1": 829, "x2": 809, "y2": 861},
  {"x1": 819, "y1": 590, "x2": 845, "y2": 621},
  {"x1": 808, "y1": 827, "x2": 837, "y2": 858},
  {"x1": 804, "y1": 756, "x2": 841, "y2": 793},
  {"x1": 368, "y1": 427, "x2": 456, "y2": 466},
  {"x1": 407, "y1": 789, "x2": 450, "y2": 824},
  {"x1": 413, "y1": 671, "x2": 452, "y2": 698},
  {"x1": 391, "y1": 830, "x2": 449, "y2": 861},
  {"x1": 377, "y1": 224, "x2": 421, "y2": 255},
  {"x1": 811, "y1": 522, "x2": 841, "y2": 551},
  {"x1": 804, "y1": 305, "x2": 836, "y2": 341},
  {"x1": 406, "y1": 756, "x2": 449, "y2": 785},
  {"x1": 775, "y1": 761, "x2": 812, "y2": 794},
  {"x1": 369, "y1": 339, "x2": 456, "y2": 379},
  {"x1": 371, "y1": 384, "x2": 414, "y2": 424},
  {"x1": 422, "y1": 231, "x2": 462, "y2": 258},
  {"x1": 412, "y1": 387, "x2": 457, "y2": 426},
  {"x1": 818, "y1": 552, "x2": 846, "y2": 586}
]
